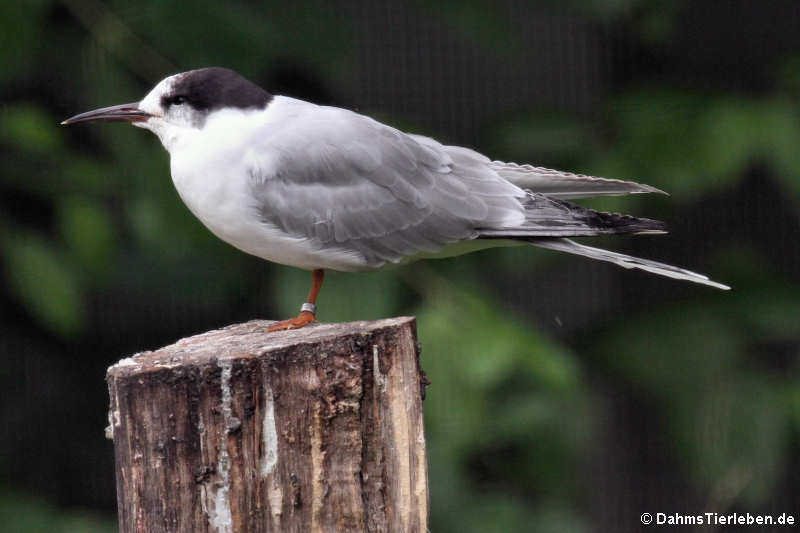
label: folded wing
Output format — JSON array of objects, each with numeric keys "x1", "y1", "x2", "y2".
[
  {"x1": 491, "y1": 161, "x2": 666, "y2": 200},
  {"x1": 246, "y1": 102, "x2": 526, "y2": 269}
]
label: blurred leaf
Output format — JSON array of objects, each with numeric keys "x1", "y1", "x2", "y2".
[
  {"x1": 684, "y1": 378, "x2": 786, "y2": 504},
  {"x1": 0, "y1": 488, "x2": 115, "y2": 533},
  {"x1": 592, "y1": 306, "x2": 739, "y2": 394},
  {"x1": 741, "y1": 286, "x2": 800, "y2": 338},
  {"x1": 601, "y1": 90, "x2": 716, "y2": 196},
  {"x1": 759, "y1": 99, "x2": 800, "y2": 196},
  {"x1": 699, "y1": 98, "x2": 761, "y2": 180},
  {"x1": 786, "y1": 384, "x2": 800, "y2": 433},
  {"x1": 126, "y1": 195, "x2": 166, "y2": 252},
  {"x1": 5, "y1": 234, "x2": 84, "y2": 336},
  {"x1": 418, "y1": 0, "x2": 525, "y2": 56},
  {"x1": 0, "y1": 104, "x2": 62, "y2": 155},
  {"x1": 273, "y1": 267, "x2": 404, "y2": 322},
  {"x1": 418, "y1": 281, "x2": 580, "y2": 393},
  {"x1": 127, "y1": 193, "x2": 217, "y2": 258},
  {"x1": 61, "y1": 156, "x2": 119, "y2": 195},
  {"x1": 637, "y1": 5, "x2": 678, "y2": 44},
  {"x1": 0, "y1": 1, "x2": 51, "y2": 82},
  {"x1": 58, "y1": 196, "x2": 117, "y2": 280},
  {"x1": 587, "y1": 284, "x2": 798, "y2": 505},
  {"x1": 490, "y1": 113, "x2": 595, "y2": 164},
  {"x1": 416, "y1": 273, "x2": 589, "y2": 531},
  {"x1": 589, "y1": 89, "x2": 800, "y2": 202},
  {"x1": 777, "y1": 55, "x2": 800, "y2": 95}
]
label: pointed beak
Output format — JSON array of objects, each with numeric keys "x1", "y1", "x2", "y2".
[{"x1": 61, "y1": 102, "x2": 152, "y2": 125}]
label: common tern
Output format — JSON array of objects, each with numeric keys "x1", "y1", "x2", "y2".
[{"x1": 63, "y1": 67, "x2": 729, "y2": 331}]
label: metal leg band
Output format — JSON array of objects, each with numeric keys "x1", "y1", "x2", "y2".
[{"x1": 300, "y1": 302, "x2": 317, "y2": 314}]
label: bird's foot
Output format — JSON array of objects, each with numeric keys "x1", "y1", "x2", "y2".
[{"x1": 267, "y1": 311, "x2": 316, "y2": 332}]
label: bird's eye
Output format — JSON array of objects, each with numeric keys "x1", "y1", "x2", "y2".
[{"x1": 171, "y1": 95, "x2": 187, "y2": 106}]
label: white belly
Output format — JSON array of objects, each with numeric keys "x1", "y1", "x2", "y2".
[{"x1": 168, "y1": 154, "x2": 366, "y2": 272}]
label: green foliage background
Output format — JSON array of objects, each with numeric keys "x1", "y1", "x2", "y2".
[{"x1": 1, "y1": 1, "x2": 799, "y2": 531}]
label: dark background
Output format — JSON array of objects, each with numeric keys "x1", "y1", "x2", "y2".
[{"x1": 2, "y1": 1, "x2": 799, "y2": 531}]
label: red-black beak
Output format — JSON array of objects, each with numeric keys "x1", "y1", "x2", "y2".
[{"x1": 61, "y1": 102, "x2": 151, "y2": 125}]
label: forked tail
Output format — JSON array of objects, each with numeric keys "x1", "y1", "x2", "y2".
[{"x1": 527, "y1": 238, "x2": 730, "y2": 290}]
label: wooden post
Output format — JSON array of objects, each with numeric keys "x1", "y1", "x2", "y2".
[{"x1": 106, "y1": 317, "x2": 428, "y2": 533}]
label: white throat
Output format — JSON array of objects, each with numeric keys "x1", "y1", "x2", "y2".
[{"x1": 133, "y1": 117, "x2": 186, "y2": 153}]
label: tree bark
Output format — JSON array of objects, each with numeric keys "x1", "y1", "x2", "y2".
[{"x1": 106, "y1": 317, "x2": 428, "y2": 533}]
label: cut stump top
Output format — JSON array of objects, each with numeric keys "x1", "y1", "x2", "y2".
[{"x1": 107, "y1": 317, "x2": 418, "y2": 378}]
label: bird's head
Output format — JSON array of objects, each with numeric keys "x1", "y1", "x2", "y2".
[{"x1": 62, "y1": 67, "x2": 272, "y2": 151}]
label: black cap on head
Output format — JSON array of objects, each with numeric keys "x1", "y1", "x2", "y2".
[{"x1": 162, "y1": 67, "x2": 272, "y2": 112}]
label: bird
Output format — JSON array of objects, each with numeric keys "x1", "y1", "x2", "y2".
[{"x1": 62, "y1": 67, "x2": 729, "y2": 331}]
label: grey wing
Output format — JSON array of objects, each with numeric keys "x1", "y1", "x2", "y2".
[
  {"x1": 246, "y1": 106, "x2": 525, "y2": 268},
  {"x1": 491, "y1": 161, "x2": 666, "y2": 199}
]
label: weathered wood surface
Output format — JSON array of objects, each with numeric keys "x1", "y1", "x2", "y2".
[{"x1": 106, "y1": 317, "x2": 428, "y2": 533}]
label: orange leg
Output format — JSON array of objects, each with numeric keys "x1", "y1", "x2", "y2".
[{"x1": 268, "y1": 269, "x2": 325, "y2": 332}]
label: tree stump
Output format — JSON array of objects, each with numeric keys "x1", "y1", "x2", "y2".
[{"x1": 106, "y1": 317, "x2": 428, "y2": 533}]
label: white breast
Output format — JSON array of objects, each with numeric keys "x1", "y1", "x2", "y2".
[{"x1": 166, "y1": 98, "x2": 366, "y2": 272}]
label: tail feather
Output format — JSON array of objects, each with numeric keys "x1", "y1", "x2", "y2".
[{"x1": 528, "y1": 238, "x2": 730, "y2": 290}]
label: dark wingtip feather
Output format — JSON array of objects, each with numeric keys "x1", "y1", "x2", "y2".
[
  {"x1": 587, "y1": 208, "x2": 667, "y2": 234},
  {"x1": 478, "y1": 193, "x2": 668, "y2": 238}
]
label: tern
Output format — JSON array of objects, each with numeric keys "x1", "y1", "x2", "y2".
[{"x1": 63, "y1": 67, "x2": 729, "y2": 330}]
